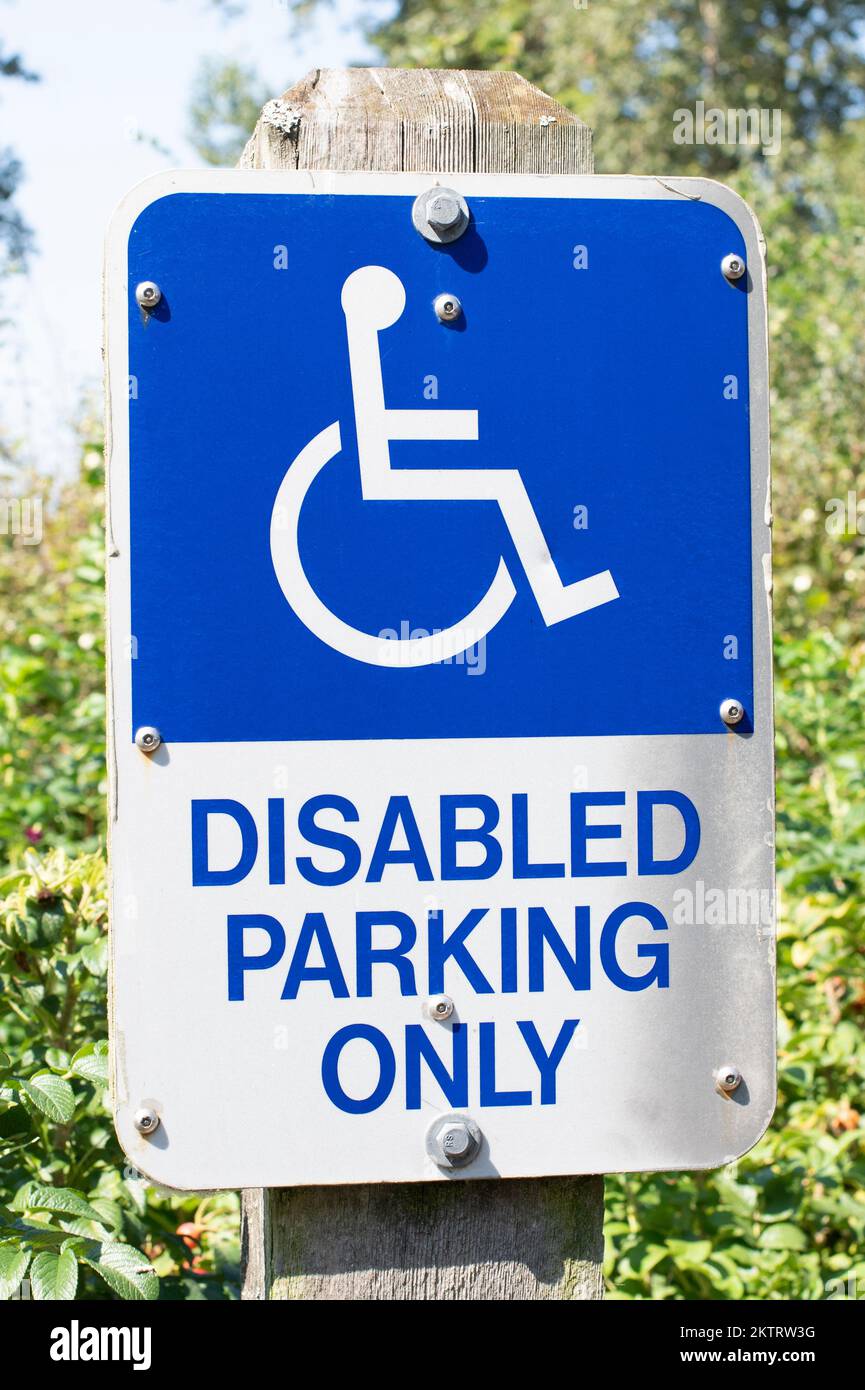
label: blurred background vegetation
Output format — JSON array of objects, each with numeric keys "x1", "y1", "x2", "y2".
[{"x1": 1, "y1": 0, "x2": 864, "y2": 1299}]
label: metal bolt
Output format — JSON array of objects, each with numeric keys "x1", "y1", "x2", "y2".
[
  {"x1": 426, "y1": 1113, "x2": 482, "y2": 1169},
  {"x1": 134, "y1": 1106, "x2": 160, "y2": 1135},
  {"x1": 428, "y1": 194, "x2": 461, "y2": 233},
  {"x1": 425, "y1": 994, "x2": 454, "y2": 1022},
  {"x1": 720, "y1": 698, "x2": 745, "y2": 727},
  {"x1": 412, "y1": 186, "x2": 470, "y2": 244},
  {"x1": 721, "y1": 253, "x2": 746, "y2": 282},
  {"x1": 134, "y1": 725, "x2": 162, "y2": 754},
  {"x1": 135, "y1": 280, "x2": 162, "y2": 310},
  {"x1": 434, "y1": 293, "x2": 463, "y2": 324},
  {"x1": 714, "y1": 1065, "x2": 742, "y2": 1094}
]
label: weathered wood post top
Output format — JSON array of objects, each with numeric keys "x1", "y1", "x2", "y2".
[{"x1": 239, "y1": 66, "x2": 593, "y2": 175}]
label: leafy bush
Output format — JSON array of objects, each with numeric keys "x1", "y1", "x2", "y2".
[
  {"x1": 0, "y1": 849, "x2": 239, "y2": 1300},
  {"x1": 0, "y1": 441, "x2": 106, "y2": 858}
]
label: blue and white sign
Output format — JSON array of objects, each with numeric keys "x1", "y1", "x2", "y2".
[{"x1": 107, "y1": 171, "x2": 774, "y2": 1188}]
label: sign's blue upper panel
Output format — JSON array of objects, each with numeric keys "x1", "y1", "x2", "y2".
[{"x1": 127, "y1": 191, "x2": 753, "y2": 742}]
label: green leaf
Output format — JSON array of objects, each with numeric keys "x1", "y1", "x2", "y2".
[
  {"x1": 19, "y1": 1073, "x2": 75, "y2": 1123},
  {"x1": 88, "y1": 1198, "x2": 123, "y2": 1233},
  {"x1": 30, "y1": 1248, "x2": 79, "y2": 1301},
  {"x1": 715, "y1": 1172, "x2": 760, "y2": 1218},
  {"x1": 79, "y1": 940, "x2": 108, "y2": 975},
  {"x1": 83, "y1": 1242, "x2": 158, "y2": 1301},
  {"x1": 759, "y1": 1223, "x2": 808, "y2": 1251},
  {"x1": 0, "y1": 1050, "x2": 11, "y2": 1076},
  {"x1": 122, "y1": 1175, "x2": 149, "y2": 1217},
  {"x1": 23, "y1": 1184, "x2": 106, "y2": 1226},
  {"x1": 0, "y1": 1208, "x2": 81, "y2": 1249},
  {"x1": 69, "y1": 1041, "x2": 109, "y2": 1086},
  {"x1": 0, "y1": 1246, "x2": 31, "y2": 1300},
  {"x1": 665, "y1": 1239, "x2": 714, "y2": 1267}
]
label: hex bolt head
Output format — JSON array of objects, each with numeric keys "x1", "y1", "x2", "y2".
[
  {"x1": 714, "y1": 1065, "x2": 742, "y2": 1094},
  {"x1": 720, "y1": 699, "x2": 745, "y2": 727},
  {"x1": 426, "y1": 1113, "x2": 482, "y2": 1169},
  {"x1": 425, "y1": 994, "x2": 455, "y2": 1022},
  {"x1": 440, "y1": 1124, "x2": 472, "y2": 1158},
  {"x1": 135, "y1": 280, "x2": 162, "y2": 310},
  {"x1": 434, "y1": 293, "x2": 463, "y2": 323},
  {"x1": 427, "y1": 194, "x2": 461, "y2": 233},
  {"x1": 721, "y1": 253, "x2": 746, "y2": 282},
  {"x1": 134, "y1": 725, "x2": 162, "y2": 754},
  {"x1": 412, "y1": 186, "x2": 470, "y2": 244},
  {"x1": 134, "y1": 1106, "x2": 160, "y2": 1136}
]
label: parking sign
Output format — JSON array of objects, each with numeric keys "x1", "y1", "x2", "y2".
[{"x1": 107, "y1": 171, "x2": 774, "y2": 1188}]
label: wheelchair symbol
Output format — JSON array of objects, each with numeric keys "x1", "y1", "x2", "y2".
[{"x1": 270, "y1": 265, "x2": 619, "y2": 667}]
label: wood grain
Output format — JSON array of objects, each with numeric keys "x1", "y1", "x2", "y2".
[
  {"x1": 243, "y1": 1177, "x2": 604, "y2": 1301},
  {"x1": 239, "y1": 67, "x2": 592, "y2": 174}
]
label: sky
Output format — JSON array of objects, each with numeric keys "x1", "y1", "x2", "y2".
[{"x1": 0, "y1": 0, "x2": 374, "y2": 474}]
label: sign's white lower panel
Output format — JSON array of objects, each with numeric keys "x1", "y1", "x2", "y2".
[{"x1": 111, "y1": 734, "x2": 775, "y2": 1189}]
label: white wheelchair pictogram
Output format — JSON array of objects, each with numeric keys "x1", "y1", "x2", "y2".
[{"x1": 270, "y1": 265, "x2": 619, "y2": 666}]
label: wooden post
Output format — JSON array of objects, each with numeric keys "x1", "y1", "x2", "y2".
[{"x1": 238, "y1": 66, "x2": 604, "y2": 1302}]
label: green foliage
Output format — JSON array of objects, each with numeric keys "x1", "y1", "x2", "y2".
[
  {"x1": 187, "y1": 57, "x2": 268, "y2": 166},
  {"x1": 0, "y1": 436, "x2": 106, "y2": 859},
  {"x1": 0, "y1": 847, "x2": 240, "y2": 1300},
  {"x1": 0, "y1": 849, "x2": 156, "y2": 1300},
  {"x1": 749, "y1": 135, "x2": 865, "y2": 632}
]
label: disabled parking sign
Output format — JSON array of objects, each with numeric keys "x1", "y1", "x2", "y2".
[{"x1": 107, "y1": 170, "x2": 774, "y2": 1188}]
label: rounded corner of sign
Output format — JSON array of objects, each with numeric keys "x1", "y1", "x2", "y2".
[
  {"x1": 112, "y1": 1112, "x2": 198, "y2": 1194},
  {"x1": 750, "y1": 1091, "x2": 779, "y2": 1150},
  {"x1": 106, "y1": 170, "x2": 197, "y2": 252},
  {"x1": 711, "y1": 1099, "x2": 778, "y2": 1170},
  {"x1": 687, "y1": 177, "x2": 767, "y2": 259}
]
